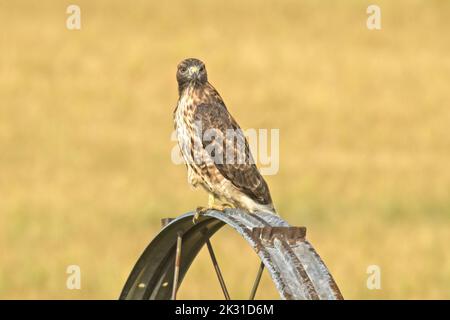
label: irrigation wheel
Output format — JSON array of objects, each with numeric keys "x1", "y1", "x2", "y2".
[{"x1": 120, "y1": 209, "x2": 343, "y2": 300}]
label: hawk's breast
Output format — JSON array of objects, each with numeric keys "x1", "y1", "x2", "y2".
[{"x1": 174, "y1": 87, "x2": 210, "y2": 189}]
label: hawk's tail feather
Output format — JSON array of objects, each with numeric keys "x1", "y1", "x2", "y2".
[
  {"x1": 267, "y1": 205, "x2": 279, "y2": 216},
  {"x1": 251, "y1": 203, "x2": 278, "y2": 216}
]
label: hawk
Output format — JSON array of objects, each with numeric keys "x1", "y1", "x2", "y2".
[{"x1": 173, "y1": 58, "x2": 276, "y2": 220}]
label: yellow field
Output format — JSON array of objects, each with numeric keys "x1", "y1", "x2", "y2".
[{"x1": 1, "y1": 0, "x2": 449, "y2": 299}]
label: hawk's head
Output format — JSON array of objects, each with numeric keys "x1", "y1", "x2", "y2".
[{"x1": 176, "y1": 58, "x2": 208, "y2": 93}]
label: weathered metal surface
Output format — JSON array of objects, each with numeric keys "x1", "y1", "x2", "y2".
[{"x1": 119, "y1": 209, "x2": 343, "y2": 300}]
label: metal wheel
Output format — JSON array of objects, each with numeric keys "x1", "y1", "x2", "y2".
[{"x1": 119, "y1": 209, "x2": 343, "y2": 300}]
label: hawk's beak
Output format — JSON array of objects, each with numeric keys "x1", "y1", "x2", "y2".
[{"x1": 188, "y1": 66, "x2": 200, "y2": 78}]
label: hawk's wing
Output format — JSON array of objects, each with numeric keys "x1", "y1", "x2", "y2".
[{"x1": 193, "y1": 101, "x2": 272, "y2": 205}]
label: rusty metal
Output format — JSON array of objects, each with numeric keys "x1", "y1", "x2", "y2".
[
  {"x1": 251, "y1": 226, "x2": 306, "y2": 246},
  {"x1": 120, "y1": 209, "x2": 343, "y2": 300},
  {"x1": 249, "y1": 262, "x2": 265, "y2": 300},
  {"x1": 205, "y1": 239, "x2": 231, "y2": 300},
  {"x1": 171, "y1": 231, "x2": 183, "y2": 300}
]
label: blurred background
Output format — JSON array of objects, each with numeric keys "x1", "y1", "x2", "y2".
[{"x1": 1, "y1": 0, "x2": 449, "y2": 299}]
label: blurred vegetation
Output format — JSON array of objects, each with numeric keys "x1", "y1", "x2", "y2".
[{"x1": 0, "y1": 0, "x2": 449, "y2": 299}]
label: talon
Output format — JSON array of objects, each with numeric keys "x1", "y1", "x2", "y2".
[{"x1": 193, "y1": 206, "x2": 207, "y2": 224}]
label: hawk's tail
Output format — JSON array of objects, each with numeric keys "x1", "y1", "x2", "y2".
[
  {"x1": 257, "y1": 203, "x2": 278, "y2": 216},
  {"x1": 268, "y1": 205, "x2": 279, "y2": 216}
]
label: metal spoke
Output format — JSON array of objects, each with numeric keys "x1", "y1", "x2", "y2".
[
  {"x1": 171, "y1": 231, "x2": 183, "y2": 300},
  {"x1": 205, "y1": 239, "x2": 231, "y2": 300},
  {"x1": 249, "y1": 262, "x2": 265, "y2": 300}
]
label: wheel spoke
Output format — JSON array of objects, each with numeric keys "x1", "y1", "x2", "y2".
[
  {"x1": 171, "y1": 231, "x2": 183, "y2": 300},
  {"x1": 249, "y1": 261, "x2": 265, "y2": 300},
  {"x1": 206, "y1": 239, "x2": 231, "y2": 300}
]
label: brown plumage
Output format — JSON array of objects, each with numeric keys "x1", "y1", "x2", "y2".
[{"x1": 173, "y1": 58, "x2": 276, "y2": 214}]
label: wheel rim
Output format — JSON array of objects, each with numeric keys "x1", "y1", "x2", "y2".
[{"x1": 119, "y1": 209, "x2": 343, "y2": 300}]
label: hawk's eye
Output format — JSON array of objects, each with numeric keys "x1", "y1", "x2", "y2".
[
  {"x1": 200, "y1": 65, "x2": 205, "y2": 72},
  {"x1": 179, "y1": 66, "x2": 187, "y2": 73}
]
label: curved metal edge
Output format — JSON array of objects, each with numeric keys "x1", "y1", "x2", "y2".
[
  {"x1": 119, "y1": 214, "x2": 224, "y2": 299},
  {"x1": 119, "y1": 209, "x2": 343, "y2": 300}
]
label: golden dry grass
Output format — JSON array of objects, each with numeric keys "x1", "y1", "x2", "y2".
[{"x1": 0, "y1": 0, "x2": 449, "y2": 299}]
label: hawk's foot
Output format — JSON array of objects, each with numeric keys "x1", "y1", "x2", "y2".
[
  {"x1": 211, "y1": 203, "x2": 233, "y2": 211},
  {"x1": 193, "y1": 204, "x2": 234, "y2": 224},
  {"x1": 193, "y1": 206, "x2": 208, "y2": 224}
]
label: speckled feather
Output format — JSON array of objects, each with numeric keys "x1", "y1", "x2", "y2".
[{"x1": 173, "y1": 59, "x2": 275, "y2": 214}]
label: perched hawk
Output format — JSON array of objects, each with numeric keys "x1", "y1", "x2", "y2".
[{"x1": 173, "y1": 58, "x2": 276, "y2": 219}]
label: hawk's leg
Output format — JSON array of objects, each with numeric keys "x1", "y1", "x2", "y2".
[
  {"x1": 193, "y1": 194, "x2": 214, "y2": 224},
  {"x1": 193, "y1": 194, "x2": 233, "y2": 224}
]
